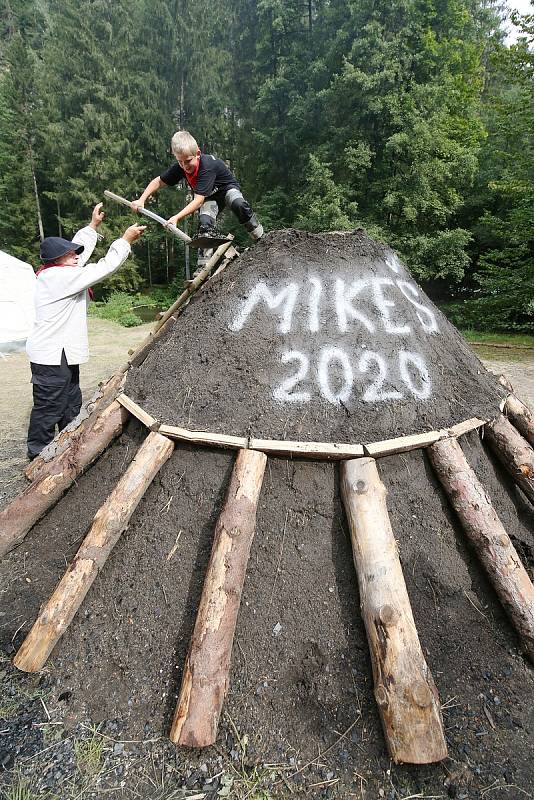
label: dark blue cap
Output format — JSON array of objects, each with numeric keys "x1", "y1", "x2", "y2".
[{"x1": 40, "y1": 236, "x2": 84, "y2": 263}]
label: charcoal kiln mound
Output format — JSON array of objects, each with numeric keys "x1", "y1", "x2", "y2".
[
  {"x1": 126, "y1": 230, "x2": 506, "y2": 443},
  {"x1": 1, "y1": 230, "x2": 534, "y2": 797}
]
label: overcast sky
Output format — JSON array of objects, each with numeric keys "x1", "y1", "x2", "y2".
[{"x1": 505, "y1": 0, "x2": 532, "y2": 42}]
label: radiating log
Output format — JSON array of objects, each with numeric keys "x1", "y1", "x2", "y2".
[
  {"x1": 503, "y1": 394, "x2": 534, "y2": 448},
  {"x1": 484, "y1": 415, "x2": 534, "y2": 504},
  {"x1": 428, "y1": 436, "x2": 534, "y2": 662},
  {"x1": 340, "y1": 457, "x2": 448, "y2": 764},
  {"x1": 13, "y1": 432, "x2": 174, "y2": 672},
  {"x1": 0, "y1": 401, "x2": 129, "y2": 559},
  {"x1": 124, "y1": 240, "x2": 236, "y2": 371},
  {"x1": 170, "y1": 448, "x2": 267, "y2": 747},
  {"x1": 25, "y1": 372, "x2": 126, "y2": 482}
]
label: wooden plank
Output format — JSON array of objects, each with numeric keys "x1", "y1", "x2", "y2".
[
  {"x1": 446, "y1": 417, "x2": 486, "y2": 438},
  {"x1": 364, "y1": 430, "x2": 446, "y2": 457},
  {"x1": 159, "y1": 424, "x2": 248, "y2": 449},
  {"x1": 340, "y1": 457, "x2": 448, "y2": 763},
  {"x1": 117, "y1": 393, "x2": 159, "y2": 430},
  {"x1": 249, "y1": 438, "x2": 364, "y2": 459},
  {"x1": 170, "y1": 449, "x2": 267, "y2": 747},
  {"x1": 13, "y1": 432, "x2": 175, "y2": 672},
  {"x1": 428, "y1": 436, "x2": 534, "y2": 662}
]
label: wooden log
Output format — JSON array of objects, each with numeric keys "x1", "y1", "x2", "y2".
[
  {"x1": 0, "y1": 401, "x2": 129, "y2": 559},
  {"x1": 170, "y1": 448, "x2": 267, "y2": 747},
  {"x1": 428, "y1": 436, "x2": 534, "y2": 662},
  {"x1": 123, "y1": 240, "x2": 236, "y2": 372},
  {"x1": 13, "y1": 432, "x2": 174, "y2": 672},
  {"x1": 25, "y1": 372, "x2": 126, "y2": 483},
  {"x1": 483, "y1": 415, "x2": 534, "y2": 504},
  {"x1": 503, "y1": 394, "x2": 534, "y2": 448},
  {"x1": 340, "y1": 457, "x2": 448, "y2": 764}
]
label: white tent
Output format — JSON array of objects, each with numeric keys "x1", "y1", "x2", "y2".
[{"x1": 0, "y1": 249, "x2": 36, "y2": 354}]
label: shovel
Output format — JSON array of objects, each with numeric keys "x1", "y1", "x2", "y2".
[{"x1": 103, "y1": 190, "x2": 233, "y2": 249}]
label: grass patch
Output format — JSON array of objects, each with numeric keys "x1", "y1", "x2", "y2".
[
  {"x1": 460, "y1": 330, "x2": 534, "y2": 348},
  {"x1": 3, "y1": 777, "x2": 58, "y2": 800},
  {"x1": 89, "y1": 291, "x2": 157, "y2": 327},
  {"x1": 74, "y1": 724, "x2": 106, "y2": 776}
]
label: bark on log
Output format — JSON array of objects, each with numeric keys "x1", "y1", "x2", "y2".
[
  {"x1": 0, "y1": 401, "x2": 129, "y2": 559},
  {"x1": 428, "y1": 436, "x2": 534, "y2": 662},
  {"x1": 484, "y1": 415, "x2": 534, "y2": 504},
  {"x1": 503, "y1": 394, "x2": 534, "y2": 448},
  {"x1": 340, "y1": 457, "x2": 448, "y2": 764},
  {"x1": 13, "y1": 432, "x2": 174, "y2": 672},
  {"x1": 170, "y1": 448, "x2": 267, "y2": 747},
  {"x1": 25, "y1": 372, "x2": 126, "y2": 483}
]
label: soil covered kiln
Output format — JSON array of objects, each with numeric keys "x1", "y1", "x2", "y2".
[{"x1": 1, "y1": 231, "x2": 533, "y2": 797}]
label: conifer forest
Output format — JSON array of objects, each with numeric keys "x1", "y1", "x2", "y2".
[{"x1": 0, "y1": 0, "x2": 532, "y2": 331}]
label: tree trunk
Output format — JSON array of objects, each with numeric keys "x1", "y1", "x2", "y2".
[
  {"x1": 25, "y1": 373, "x2": 127, "y2": 483},
  {"x1": 428, "y1": 436, "x2": 534, "y2": 662},
  {"x1": 0, "y1": 401, "x2": 128, "y2": 558},
  {"x1": 340, "y1": 457, "x2": 448, "y2": 764},
  {"x1": 13, "y1": 432, "x2": 174, "y2": 672},
  {"x1": 170, "y1": 448, "x2": 267, "y2": 747},
  {"x1": 484, "y1": 415, "x2": 534, "y2": 504},
  {"x1": 504, "y1": 394, "x2": 534, "y2": 448}
]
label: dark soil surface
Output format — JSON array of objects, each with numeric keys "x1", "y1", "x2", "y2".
[
  {"x1": 1, "y1": 419, "x2": 533, "y2": 798},
  {"x1": 1, "y1": 232, "x2": 532, "y2": 798},
  {"x1": 127, "y1": 230, "x2": 506, "y2": 443}
]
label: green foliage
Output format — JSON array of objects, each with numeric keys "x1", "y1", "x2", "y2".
[
  {"x1": 148, "y1": 278, "x2": 184, "y2": 308},
  {"x1": 0, "y1": 0, "x2": 531, "y2": 332},
  {"x1": 295, "y1": 154, "x2": 358, "y2": 231},
  {"x1": 88, "y1": 291, "x2": 145, "y2": 327}
]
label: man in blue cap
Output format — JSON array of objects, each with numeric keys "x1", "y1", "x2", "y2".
[{"x1": 26, "y1": 202, "x2": 145, "y2": 460}]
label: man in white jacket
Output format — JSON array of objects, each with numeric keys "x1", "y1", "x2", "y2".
[{"x1": 26, "y1": 203, "x2": 145, "y2": 459}]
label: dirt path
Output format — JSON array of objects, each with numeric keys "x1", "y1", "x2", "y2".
[{"x1": 0, "y1": 319, "x2": 152, "y2": 505}]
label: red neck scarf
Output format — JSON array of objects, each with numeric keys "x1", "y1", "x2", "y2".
[
  {"x1": 185, "y1": 154, "x2": 202, "y2": 189},
  {"x1": 36, "y1": 263, "x2": 93, "y2": 300}
]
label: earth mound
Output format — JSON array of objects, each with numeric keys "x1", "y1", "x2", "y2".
[
  {"x1": 127, "y1": 229, "x2": 506, "y2": 442},
  {"x1": 1, "y1": 230, "x2": 533, "y2": 798}
]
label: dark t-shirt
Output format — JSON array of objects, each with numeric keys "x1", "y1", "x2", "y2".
[{"x1": 160, "y1": 154, "x2": 240, "y2": 198}]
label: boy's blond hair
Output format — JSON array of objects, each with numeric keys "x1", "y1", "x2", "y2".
[{"x1": 171, "y1": 130, "x2": 198, "y2": 157}]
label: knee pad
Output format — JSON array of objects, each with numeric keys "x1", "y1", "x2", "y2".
[
  {"x1": 199, "y1": 200, "x2": 218, "y2": 228},
  {"x1": 225, "y1": 189, "x2": 262, "y2": 238}
]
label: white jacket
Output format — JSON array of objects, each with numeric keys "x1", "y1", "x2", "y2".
[{"x1": 26, "y1": 227, "x2": 131, "y2": 365}]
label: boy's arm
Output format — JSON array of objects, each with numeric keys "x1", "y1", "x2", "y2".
[
  {"x1": 132, "y1": 177, "x2": 165, "y2": 211},
  {"x1": 167, "y1": 194, "x2": 205, "y2": 227}
]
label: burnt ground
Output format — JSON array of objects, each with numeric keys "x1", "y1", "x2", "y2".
[{"x1": 1, "y1": 420, "x2": 533, "y2": 798}]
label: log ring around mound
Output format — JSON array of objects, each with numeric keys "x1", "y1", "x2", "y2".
[{"x1": 117, "y1": 392, "x2": 498, "y2": 460}]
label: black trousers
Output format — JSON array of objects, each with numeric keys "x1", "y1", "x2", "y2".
[{"x1": 27, "y1": 350, "x2": 82, "y2": 459}]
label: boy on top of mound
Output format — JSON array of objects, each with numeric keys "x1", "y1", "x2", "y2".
[{"x1": 132, "y1": 130, "x2": 263, "y2": 271}]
